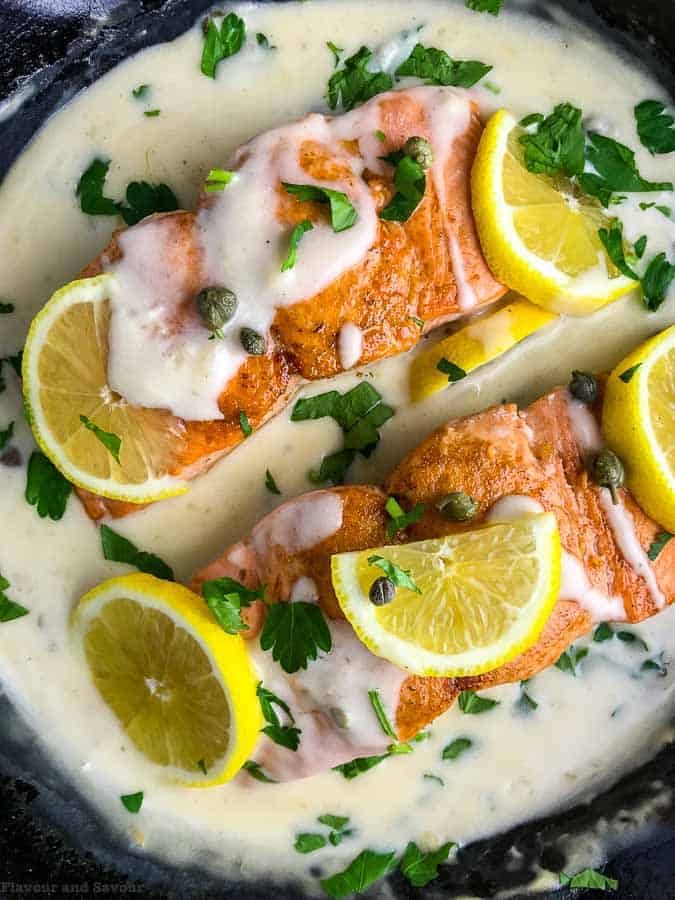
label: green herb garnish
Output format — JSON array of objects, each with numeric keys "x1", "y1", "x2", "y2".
[
  {"x1": 319, "y1": 813, "x2": 353, "y2": 846},
  {"x1": 641, "y1": 653, "x2": 668, "y2": 676},
  {"x1": 424, "y1": 773, "x2": 444, "y2": 786},
  {"x1": 320, "y1": 849, "x2": 398, "y2": 898},
  {"x1": 437, "y1": 358, "x2": 467, "y2": 382},
  {"x1": 0, "y1": 421, "x2": 14, "y2": 452},
  {"x1": 326, "y1": 40, "x2": 343, "y2": 67},
  {"x1": 260, "y1": 601, "x2": 332, "y2": 674},
  {"x1": 76, "y1": 158, "x2": 178, "y2": 225},
  {"x1": 201, "y1": 12, "x2": 246, "y2": 79},
  {"x1": 326, "y1": 46, "x2": 393, "y2": 112},
  {"x1": 79, "y1": 415, "x2": 121, "y2": 463},
  {"x1": 368, "y1": 555, "x2": 421, "y2": 593},
  {"x1": 143, "y1": 109, "x2": 160, "y2": 118},
  {"x1": 634, "y1": 100, "x2": 675, "y2": 155},
  {"x1": 281, "y1": 220, "x2": 313, "y2": 271},
  {"x1": 256, "y1": 33, "x2": 275, "y2": 50},
  {"x1": 131, "y1": 84, "x2": 149, "y2": 99},
  {"x1": 559, "y1": 869, "x2": 618, "y2": 891},
  {"x1": 580, "y1": 131, "x2": 673, "y2": 206},
  {"x1": 466, "y1": 0, "x2": 502, "y2": 13},
  {"x1": 205, "y1": 168, "x2": 235, "y2": 192},
  {"x1": 619, "y1": 363, "x2": 641, "y2": 383},
  {"x1": 100, "y1": 524, "x2": 174, "y2": 581},
  {"x1": 458, "y1": 690, "x2": 499, "y2": 714},
  {"x1": 295, "y1": 833, "x2": 327, "y2": 854},
  {"x1": 597, "y1": 220, "x2": 639, "y2": 281},
  {"x1": 203, "y1": 577, "x2": 264, "y2": 635},
  {"x1": 120, "y1": 792, "x2": 144, "y2": 814},
  {"x1": 384, "y1": 496, "x2": 425, "y2": 540},
  {"x1": 380, "y1": 153, "x2": 426, "y2": 223},
  {"x1": 334, "y1": 753, "x2": 390, "y2": 779},
  {"x1": 264, "y1": 469, "x2": 281, "y2": 495},
  {"x1": 0, "y1": 302, "x2": 14, "y2": 314},
  {"x1": 25, "y1": 451, "x2": 72, "y2": 521},
  {"x1": 283, "y1": 184, "x2": 356, "y2": 232},
  {"x1": 239, "y1": 410, "x2": 253, "y2": 437},
  {"x1": 442, "y1": 737, "x2": 472, "y2": 760},
  {"x1": 257, "y1": 682, "x2": 301, "y2": 751},
  {"x1": 197, "y1": 759, "x2": 208, "y2": 775},
  {"x1": 555, "y1": 645, "x2": 588, "y2": 676},
  {"x1": 519, "y1": 103, "x2": 585, "y2": 177},
  {"x1": 593, "y1": 622, "x2": 614, "y2": 642},
  {"x1": 396, "y1": 44, "x2": 491, "y2": 88},
  {"x1": 0, "y1": 574, "x2": 29, "y2": 624},
  {"x1": 639, "y1": 201, "x2": 672, "y2": 218},
  {"x1": 401, "y1": 841, "x2": 456, "y2": 888},
  {"x1": 648, "y1": 531, "x2": 673, "y2": 561},
  {"x1": 616, "y1": 630, "x2": 649, "y2": 652},
  {"x1": 368, "y1": 689, "x2": 397, "y2": 739},
  {"x1": 242, "y1": 760, "x2": 276, "y2": 783},
  {"x1": 641, "y1": 252, "x2": 675, "y2": 311}
]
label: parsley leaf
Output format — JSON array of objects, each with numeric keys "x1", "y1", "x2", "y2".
[
  {"x1": 559, "y1": 869, "x2": 618, "y2": 891},
  {"x1": 593, "y1": 622, "x2": 614, "y2": 642},
  {"x1": 442, "y1": 737, "x2": 472, "y2": 760},
  {"x1": 257, "y1": 682, "x2": 301, "y2": 751},
  {"x1": 283, "y1": 184, "x2": 357, "y2": 232},
  {"x1": 385, "y1": 496, "x2": 425, "y2": 540},
  {"x1": 368, "y1": 689, "x2": 397, "y2": 739},
  {"x1": 458, "y1": 690, "x2": 499, "y2": 714},
  {"x1": 519, "y1": 103, "x2": 585, "y2": 177},
  {"x1": 326, "y1": 46, "x2": 393, "y2": 112},
  {"x1": 580, "y1": 131, "x2": 673, "y2": 205},
  {"x1": 76, "y1": 158, "x2": 178, "y2": 224},
  {"x1": 79, "y1": 415, "x2": 121, "y2": 463},
  {"x1": 597, "y1": 220, "x2": 639, "y2": 280},
  {"x1": 396, "y1": 43, "x2": 491, "y2": 88},
  {"x1": 256, "y1": 32, "x2": 275, "y2": 50},
  {"x1": 260, "y1": 601, "x2": 332, "y2": 673},
  {"x1": 518, "y1": 688, "x2": 538, "y2": 713},
  {"x1": 309, "y1": 449, "x2": 356, "y2": 486},
  {"x1": 648, "y1": 531, "x2": 673, "y2": 561},
  {"x1": 641, "y1": 252, "x2": 675, "y2": 311},
  {"x1": 0, "y1": 574, "x2": 29, "y2": 624},
  {"x1": 239, "y1": 410, "x2": 252, "y2": 437},
  {"x1": 0, "y1": 421, "x2": 14, "y2": 452},
  {"x1": 25, "y1": 451, "x2": 72, "y2": 521},
  {"x1": 131, "y1": 84, "x2": 149, "y2": 99},
  {"x1": 76, "y1": 158, "x2": 120, "y2": 216},
  {"x1": 262, "y1": 722, "x2": 301, "y2": 751},
  {"x1": 334, "y1": 753, "x2": 390, "y2": 779},
  {"x1": 368, "y1": 555, "x2": 421, "y2": 593},
  {"x1": 641, "y1": 653, "x2": 668, "y2": 676},
  {"x1": 143, "y1": 109, "x2": 160, "y2": 118},
  {"x1": 265, "y1": 469, "x2": 281, "y2": 494},
  {"x1": 437, "y1": 358, "x2": 467, "y2": 382},
  {"x1": 401, "y1": 841, "x2": 456, "y2": 888},
  {"x1": 242, "y1": 760, "x2": 276, "y2": 783},
  {"x1": 205, "y1": 168, "x2": 235, "y2": 192},
  {"x1": 617, "y1": 630, "x2": 649, "y2": 652},
  {"x1": 380, "y1": 154, "x2": 426, "y2": 222},
  {"x1": 555, "y1": 645, "x2": 588, "y2": 676},
  {"x1": 201, "y1": 12, "x2": 246, "y2": 78},
  {"x1": 203, "y1": 577, "x2": 264, "y2": 634},
  {"x1": 281, "y1": 220, "x2": 313, "y2": 271},
  {"x1": 120, "y1": 792, "x2": 144, "y2": 814},
  {"x1": 619, "y1": 363, "x2": 641, "y2": 383},
  {"x1": 0, "y1": 301, "x2": 14, "y2": 314},
  {"x1": 295, "y1": 833, "x2": 327, "y2": 854},
  {"x1": 635, "y1": 100, "x2": 675, "y2": 155},
  {"x1": 100, "y1": 524, "x2": 174, "y2": 581},
  {"x1": 466, "y1": 0, "x2": 502, "y2": 13},
  {"x1": 320, "y1": 849, "x2": 398, "y2": 898},
  {"x1": 326, "y1": 40, "x2": 343, "y2": 67}
]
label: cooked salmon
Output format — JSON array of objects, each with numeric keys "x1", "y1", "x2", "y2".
[
  {"x1": 191, "y1": 385, "x2": 675, "y2": 768},
  {"x1": 74, "y1": 87, "x2": 506, "y2": 519}
]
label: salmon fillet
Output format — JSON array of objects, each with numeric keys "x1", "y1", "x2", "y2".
[
  {"x1": 191, "y1": 386, "x2": 674, "y2": 766},
  {"x1": 73, "y1": 87, "x2": 506, "y2": 519}
]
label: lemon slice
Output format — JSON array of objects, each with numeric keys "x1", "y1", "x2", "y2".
[
  {"x1": 72, "y1": 573, "x2": 262, "y2": 786},
  {"x1": 471, "y1": 109, "x2": 636, "y2": 315},
  {"x1": 331, "y1": 514, "x2": 561, "y2": 677},
  {"x1": 23, "y1": 275, "x2": 189, "y2": 503},
  {"x1": 410, "y1": 298, "x2": 557, "y2": 402},
  {"x1": 602, "y1": 325, "x2": 675, "y2": 532}
]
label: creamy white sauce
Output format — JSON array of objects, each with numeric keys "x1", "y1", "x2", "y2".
[
  {"x1": 564, "y1": 393, "x2": 604, "y2": 458},
  {"x1": 251, "y1": 490, "x2": 344, "y2": 556},
  {"x1": 0, "y1": 0, "x2": 674, "y2": 892},
  {"x1": 337, "y1": 322, "x2": 363, "y2": 370},
  {"x1": 290, "y1": 576, "x2": 319, "y2": 602}
]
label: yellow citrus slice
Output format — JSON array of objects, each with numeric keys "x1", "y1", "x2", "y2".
[
  {"x1": 331, "y1": 514, "x2": 561, "y2": 677},
  {"x1": 22, "y1": 275, "x2": 188, "y2": 503},
  {"x1": 602, "y1": 325, "x2": 675, "y2": 532},
  {"x1": 471, "y1": 109, "x2": 636, "y2": 315},
  {"x1": 72, "y1": 573, "x2": 262, "y2": 786},
  {"x1": 410, "y1": 297, "x2": 557, "y2": 402}
]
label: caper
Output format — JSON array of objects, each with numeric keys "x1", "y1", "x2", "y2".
[
  {"x1": 240, "y1": 327, "x2": 266, "y2": 356},
  {"x1": 369, "y1": 576, "x2": 395, "y2": 606},
  {"x1": 437, "y1": 491, "x2": 478, "y2": 522},
  {"x1": 569, "y1": 370, "x2": 598, "y2": 405},
  {"x1": 196, "y1": 286, "x2": 237, "y2": 336},
  {"x1": 403, "y1": 136, "x2": 434, "y2": 170},
  {"x1": 593, "y1": 449, "x2": 624, "y2": 504}
]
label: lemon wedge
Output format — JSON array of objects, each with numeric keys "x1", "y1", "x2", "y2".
[
  {"x1": 22, "y1": 275, "x2": 189, "y2": 504},
  {"x1": 471, "y1": 109, "x2": 636, "y2": 315},
  {"x1": 410, "y1": 298, "x2": 557, "y2": 402},
  {"x1": 72, "y1": 573, "x2": 261, "y2": 786},
  {"x1": 331, "y1": 514, "x2": 561, "y2": 677},
  {"x1": 602, "y1": 325, "x2": 675, "y2": 532}
]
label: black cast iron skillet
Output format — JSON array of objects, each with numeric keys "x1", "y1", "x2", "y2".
[{"x1": 1, "y1": 1, "x2": 674, "y2": 897}]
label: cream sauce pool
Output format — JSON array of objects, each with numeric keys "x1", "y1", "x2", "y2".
[{"x1": 0, "y1": 0, "x2": 674, "y2": 894}]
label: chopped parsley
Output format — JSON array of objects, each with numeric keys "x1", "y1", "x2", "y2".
[
  {"x1": 384, "y1": 496, "x2": 425, "y2": 540},
  {"x1": 257, "y1": 683, "x2": 301, "y2": 751},
  {"x1": 641, "y1": 653, "x2": 668, "y2": 677},
  {"x1": 320, "y1": 849, "x2": 397, "y2": 898},
  {"x1": 100, "y1": 524, "x2": 174, "y2": 581},
  {"x1": 143, "y1": 109, "x2": 160, "y2": 118},
  {"x1": 120, "y1": 792, "x2": 144, "y2": 814},
  {"x1": 634, "y1": 99, "x2": 675, "y2": 155},
  {"x1": 375, "y1": 129, "x2": 386, "y2": 143},
  {"x1": 648, "y1": 531, "x2": 673, "y2": 561},
  {"x1": 197, "y1": 759, "x2": 208, "y2": 775},
  {"x1": 581, "y1": 131, "x2": 673, "y2": 205},
  {"x1": 239, "y1": 410, "x2": 253, "y2": 437},
  {"x1": 25, "y1": 451, "x2": 72, "y2": 521},
  {"x1": 519, "y1": 103, "x2": 585, "y2": 178},
  {"x1": 326, "y1": 46, "x2": 393, "y2": 112},
  {"x1": 131, "y1": 84, "x2": 150, "y2": 99},
  {"x1": 616, "y1": 630, "x2": 649, "y2": 652},
  {"x1": 79, "y1": 415, "x2": 121, "y2": 464},
  {"x1": 458, "y1": 690, "x2": 499, "y2": 714},
  {"x1": 368, "y1": 555, "x2": 421, "y2": 593},
  {"x1": 205, "y1": 168, "x2": 235, "y2": 192},
  {"x1": 326, "y1": 40, "x2": 343, "y2": 67},
  {"x1": 0, "y1": 574, "x2": 29, "y2": 624},
  {"x1": 424, "y1": 773, "x2": 445, "y2": 786},
  {"x1": 442, "y1": 737, "x2": 472, "y2": 760},
  {"x1": 0, "y1": 301, "x2": 14, "y2": 314},
  {"x1": 634, "y1": 234, "x2": 648, "y2": 259},
  {"x1": 518, "y1": 687, "x2": 538, "y2": 713},
  {"x1": 295, "y1": 833, "x2": 327, "y2": 854},
  {"x1": 260, "y1": 601, "x2": 332, "y2": 673},
  {"x1": 201, "y1": 12, "x2": 246, "y2": 79},
  {"x1": 368, "y1": 689, "x2": 397, "y2": 740},
  {"x1": 619, "y1": 362, "x2": 641, "y2": 383},
  {"x1": 639, "y1": 201, "x2": 672, "y2": 218},
  {"x1": 437, "y1": 358, "x2": 467, "y2": 382},
  {"x1": 555, "y1": 645, "x2": 588, "y2": 676},
  {"x1": 597, "y1": 220, "x2": 639, "y2": 281},
  {"x1": 292, "y1": 382, "x2": 393, "y2": 485},
  {"x1": 256, "y1": 32, "x2": 275, "y2": 50},
  {"x1": 380, "y1": 153, "x2": 427, "y2": 222},
  {"x1": 283, "y1": 183, "x2": 357, "y2": 232},
  {"x1": 0, "y1": 421, "x2": 14, "y2": 452},
  {"x1": 641, "y1": 252, "x2": 675, "y2": 311},
  {"x1": 334, "y1": 753, "x2": 390, "y2": 779},
  {"x1": 265, "y1": 469, "x2": 281, "y2": 494},
  {"x1": 203, "y1": 577, "x2": 264, "y2": 634},
  {"x1": 242, "y1": 760, "x2": 276, "y2": 783},
  {"x1": 593, "y1": 622, "x2": 614, "y2": 642},
  {"x1": 76, "y1": 158, "x2": 178, "y2": 225},
  {"x1": 396, "y1": 43, "x2": 491, "y2": 88},
  {"x1": 466, "y1": 0, "x2": 502, "y2": 13},
  {"x1": 559, "y1": 869, "x2": 618, "y2": 891},
  {"x1": 281, "y1": 220, "x2": 313, "y2": 271},
  {"x1": 401, "y1": 841, "x2": 456, "y2": 888},
  {"x1": 296, "y1": 814, "x2": 353, "y2": 853}
]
